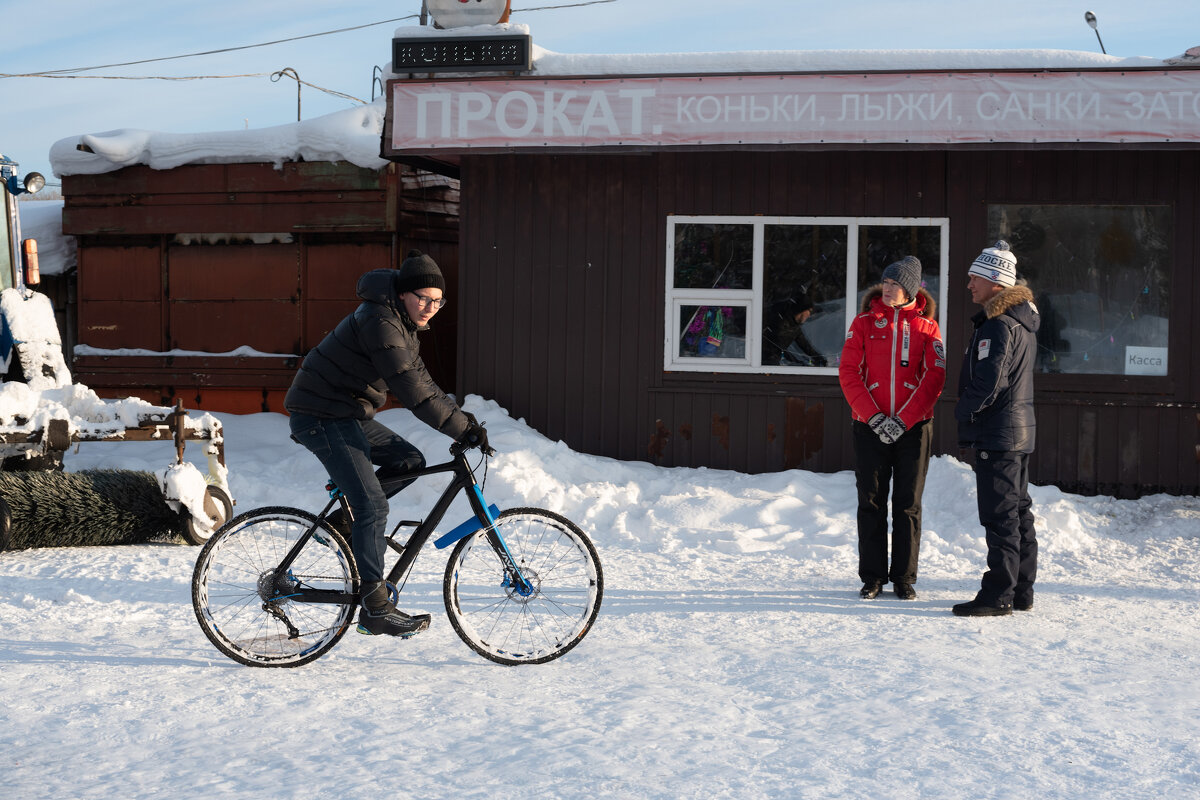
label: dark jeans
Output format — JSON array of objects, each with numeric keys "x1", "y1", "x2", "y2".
[
  {"x1": 852, "y1": 418, "x2": 933, "y2": 585},
  {"x1": 288, "y1": 413, "x2": 425, "y2": 584},
  {"x1": 972, "y1": 449, "x2": 1038, "y2": 605}
]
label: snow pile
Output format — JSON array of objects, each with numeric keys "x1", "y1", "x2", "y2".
[
  {"x1": 1, "y1": 395, "x2": 1198, "y2": 798},
  {"x1": 156, "y1": 461, "x2": 215, "y2": 535},
  {"x1": 0, "y1": 288, "x2": 71, "y2": 389},
  {"x1": 50, "y1": 102, "x2": 390, "y2": 176}
]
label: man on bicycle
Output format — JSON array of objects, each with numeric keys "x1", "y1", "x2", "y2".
[{"x1": 285, "y1": 250, "x2": 489, "y2": 638}]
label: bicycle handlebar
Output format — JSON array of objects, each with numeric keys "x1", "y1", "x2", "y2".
[{"x1": 450, "y1": 438, "x2": 495, "y2": 458}]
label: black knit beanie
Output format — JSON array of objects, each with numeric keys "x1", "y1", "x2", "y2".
[
  {"x1": 395, "y1": 249, "x2": 446, "y2": 293},
  {"x1": 882, "y1": 255, "x2": 922, "y2": 300}
]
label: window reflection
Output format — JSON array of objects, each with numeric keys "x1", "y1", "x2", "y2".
[{"x1": 989, "y1": 205, "x2": 1171, "y2": 376}]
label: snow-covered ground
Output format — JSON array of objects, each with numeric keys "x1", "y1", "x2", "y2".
[{"x1": 2, "y1": 396, "x2": 1198, "y2": 799}]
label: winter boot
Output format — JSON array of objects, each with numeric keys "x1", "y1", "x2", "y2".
[
  {"x1": 356, "y1": 581, "x2": 430, "y2": 638},
  {"x1": 951, "y1": 598, "x2": 1013, "y2": 617}
]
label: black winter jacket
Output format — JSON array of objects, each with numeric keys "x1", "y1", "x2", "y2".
[
  {"x1": 955, "y1": 285, "x2": 1040, "y2": 453},
  {"x1": 284, "y1": 269, "x2": 469, "y2": 440}
]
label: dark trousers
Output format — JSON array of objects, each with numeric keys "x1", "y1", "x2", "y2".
[
  {"x1": 852, "y1": 419, "x2": 933, "y2": 585},
  {"x1": 289, "y1": 413, "x2": 425, "y2": 583},
  {"x1": 972, "y1": 449, "x2": 1038, "y2": 605}
]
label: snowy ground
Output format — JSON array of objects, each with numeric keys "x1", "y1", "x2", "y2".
[{"x1": 2, "y1": 396, "x2": 1198, "y2": 799}]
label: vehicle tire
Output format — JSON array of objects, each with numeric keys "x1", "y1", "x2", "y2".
[
  {"x1": 443, "y1": 507, "x2": 603, "y2": 665},
  {"x1": 191, "y1": 506, "x2": 358, "y2": 668},
  {"x1": 182, "y1": 485, "x2": 235, "y2": 546}
]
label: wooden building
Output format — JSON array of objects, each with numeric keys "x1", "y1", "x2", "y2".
[
  {"x1": 382, "y1": 61, "x2": 1200, "y2": 498},
  {"x1": 60, "y1": 160, "x2": 459, "y2": 413}
]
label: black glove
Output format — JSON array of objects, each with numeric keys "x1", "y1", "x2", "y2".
[
  {"x1": 867, "y1": 412, "x2": 888, "y2": 436},
  {"x1": 878, "y1": 416, "x2": 907, "y2": 445},
  {"x1": 458, "y1": 414, "x2": 492, "y2": 454}
]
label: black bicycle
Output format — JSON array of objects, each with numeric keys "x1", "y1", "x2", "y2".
[{"x1": 191, "y1": 440, "x2": 603, "y2": 668}]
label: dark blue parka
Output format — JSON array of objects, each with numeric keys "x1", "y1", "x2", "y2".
[
  {"x1": 284, "y1": 269, "x2": 469, "y2": 440},
  {"x1": 955, "y1": 285, "x2": 1040, "y2": 453}
]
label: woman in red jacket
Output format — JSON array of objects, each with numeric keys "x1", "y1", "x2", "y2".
[{"x1": 838, "y1": 256, "x2": 946, "y2": 601}]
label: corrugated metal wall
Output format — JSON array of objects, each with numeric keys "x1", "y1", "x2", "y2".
[{"x1": 457, "y1": 148, "x2": 1199, "y2": 497}]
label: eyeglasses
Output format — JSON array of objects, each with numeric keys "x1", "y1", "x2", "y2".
[{"x1": 411, "y1": 293, "x2": 447, "y2": 310}]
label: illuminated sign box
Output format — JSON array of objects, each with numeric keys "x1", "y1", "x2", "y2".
[{"x1": 391, "y1": 34, "x2": 532, "y2": 73}]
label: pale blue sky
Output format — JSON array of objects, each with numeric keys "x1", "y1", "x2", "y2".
[{"x1": 2, "y1": 0, "x2": 1197, "y2": 187}]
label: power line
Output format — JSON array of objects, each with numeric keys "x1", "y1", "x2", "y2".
[
  {"x1": 6, "y1": 15, "x2": 420, "y2": 77},
  {"x1": 0, "y1": 70, "x2": 368, "y2": 104},
  {"x1": 3, "y1": 1, "x2": 617, "y2": 79}
]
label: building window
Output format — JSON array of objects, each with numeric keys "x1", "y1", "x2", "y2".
[
  {"x1": 666, "y1": 215, "x2": 948, "y2": 373},
  {"x1": 989, "y1": 205, "x2": 1172, "y2": 376}
]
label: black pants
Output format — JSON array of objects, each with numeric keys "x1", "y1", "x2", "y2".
[
  {"x1": 852, "y1": 418, "x2": 933, "y2": 585},
  {"x1": 972, "y1": 449, "x2": 1038, "y2": 605}
]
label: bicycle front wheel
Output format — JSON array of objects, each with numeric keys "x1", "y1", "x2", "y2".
[
  {"x1": 443, "y1": 507, "x2": 603, "y2": 665},
  {"x1": 191, "y1": 506, "x2": 358, "y2": 668}
]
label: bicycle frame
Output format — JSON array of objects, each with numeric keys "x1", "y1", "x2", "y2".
[{"x1": 270, "y1": 445, "x2": 532, "y2": 608}]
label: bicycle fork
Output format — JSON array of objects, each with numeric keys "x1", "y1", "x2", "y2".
[{"x1": 435, "y1": 484, "x2": 535, "y2": 597}]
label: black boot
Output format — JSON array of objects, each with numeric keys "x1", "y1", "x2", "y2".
[
  {"x1": 894, "y1": 582, "x2": 917, "y2": 600},
  {"x1": 356, "y1": 581, "x2": 430, "y2": 638},
  {"x1": 859, "y1": 581, "x2": 883, "y2": 599},
  {"x1": 951, "y1": 598, "x2": 1013, "y2": 617}
]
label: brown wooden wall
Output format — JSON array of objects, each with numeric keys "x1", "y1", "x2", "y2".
[
  {"x1": 456, "y1": 148, "x2": 1200, "y2": 498},
  {"x1": 61, "y1": 161, "x2": 459, "y2": 413}
]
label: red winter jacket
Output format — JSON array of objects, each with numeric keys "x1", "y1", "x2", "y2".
[{"x1": 838, "y1": 286, "x2": 947, "y2": 429}]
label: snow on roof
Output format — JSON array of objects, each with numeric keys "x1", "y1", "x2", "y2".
[{"x1": 48, "y1": 23, "x2": 1192, "y2": 180}]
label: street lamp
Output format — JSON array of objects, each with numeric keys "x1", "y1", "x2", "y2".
[
  {"x1": 0, "y1": 155, "x2": 45, "y2": 197},
  {"x1": 1085, "y1": 11, "x2": 1107, "y2": 55}
]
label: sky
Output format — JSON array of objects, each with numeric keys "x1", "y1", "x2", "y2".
[{"x1": 3, "y1": 0, "x2": 1199, "y2": 189}]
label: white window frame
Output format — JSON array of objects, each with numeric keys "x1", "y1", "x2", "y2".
[{"x1": 665, "y1": 215, "x2": 950, "y2": 374}]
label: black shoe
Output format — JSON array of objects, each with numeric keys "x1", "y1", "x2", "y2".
[
  {"x1": 894, "y1": 583, "x2": 917, "y2": 600},
  {"x1": 952, "y1": 598, "x2": 1013, "y2": 617},
  {"x1": 1014, "y1": 596, "x2": 1034, "y2": 612},
  {"x1": 357, "y1": 606, "x2": 431, "y2": 637},
  {"x1": 859, "y1": 581, "x2": 883, "y2": 599},
  {"x1": 356, "y1": 581, "x2": 430, "y2": 638}
]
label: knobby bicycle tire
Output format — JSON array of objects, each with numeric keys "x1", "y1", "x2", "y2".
[
  {"x1": 191, "y1": 506, "x2": 358, "y2": 668},
  {"x1": 443, "y1": 507, "x2": 603, "y2": 665}
]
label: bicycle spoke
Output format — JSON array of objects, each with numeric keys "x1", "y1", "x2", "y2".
[
  {"x1": 444, "y1": 508, "x2": 603, "y2": 665},
  {"x1": 192, "y1": 507, "x2": 358, "y2": 668}
]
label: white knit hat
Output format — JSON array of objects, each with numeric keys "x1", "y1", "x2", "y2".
[{"x1": 967, "y1": 240, "x2": 1018, "y2": 287}]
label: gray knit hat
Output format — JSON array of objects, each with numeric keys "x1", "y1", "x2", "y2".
[
  {"x1": 882, "y1": 255, "x2": 922, "y2": 300},
  {"x1": 395, "y1": 249, "x2": 445, "y2": 293},
  {"x1": 968, "y1": 240, "x2": 1018, "y2": 288}
]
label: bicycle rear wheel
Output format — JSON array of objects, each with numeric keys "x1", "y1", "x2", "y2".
[
  {"x1": 443, "y1": 507, "x2": 603, "y2": 665},
  {"x1": 191, "y1": 506, "x2": 358, "y2": 668}
]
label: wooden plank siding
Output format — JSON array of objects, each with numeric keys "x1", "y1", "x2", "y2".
[
  {"x1": 455, "y1": 148, "x2": 1200, "y2": 497},
  {"x1": 62, "y1": 160, "x2": 459, "y2": 413}
]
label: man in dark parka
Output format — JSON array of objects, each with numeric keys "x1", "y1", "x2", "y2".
[
  {"x1": 953, "y1": 241, "x2": 1040, "y2": 617},
  {"x1": 286, "y1": 250, "x2": 487, "y2": 637}
]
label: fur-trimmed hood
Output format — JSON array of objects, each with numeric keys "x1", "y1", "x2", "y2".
[
  {"x1": 981, "y1": 285, "x2": 1040, "y2": 333},
  {"x1": 860, "y1": 285, "x2": 937, "y2": 318}
]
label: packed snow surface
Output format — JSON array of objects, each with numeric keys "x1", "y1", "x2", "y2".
[{"x1": 1, "y1": 396, "x2": 1197, "y2": 798}]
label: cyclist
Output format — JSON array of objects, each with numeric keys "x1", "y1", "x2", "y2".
[{"x1": 285, "y1": 250, "x2": 489, "y2": 638}]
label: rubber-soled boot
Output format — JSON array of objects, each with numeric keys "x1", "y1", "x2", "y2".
[{"x1": 356, "y1": 581, "x2": 430, "y2": 637}]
